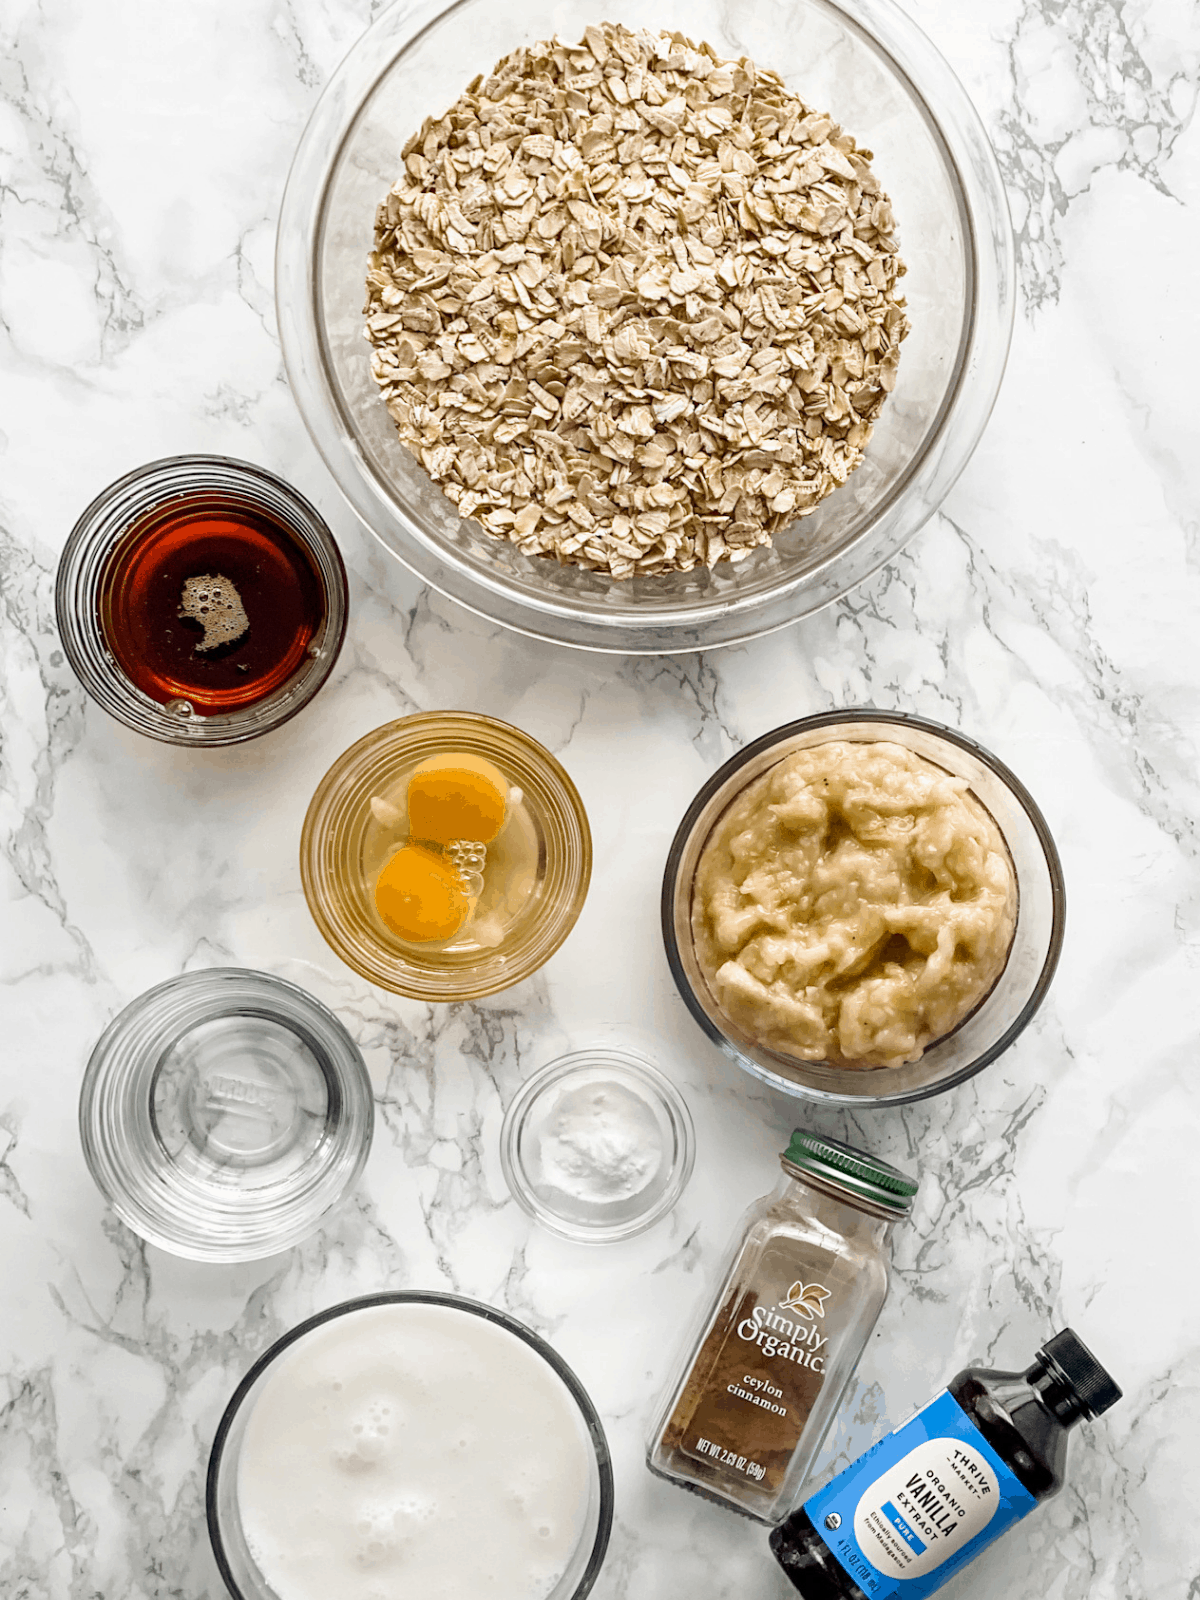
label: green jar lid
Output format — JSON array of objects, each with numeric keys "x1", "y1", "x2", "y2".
[{"x1": 783, "y1": 1130, "x2": 918, "y2": 1214}]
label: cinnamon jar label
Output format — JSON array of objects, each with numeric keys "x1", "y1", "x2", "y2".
[{"x1": 664, "y1": 1241, "x2": 842, "y2": 1496}]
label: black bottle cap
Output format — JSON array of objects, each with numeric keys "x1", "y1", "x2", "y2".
[{"x1": 1040, "y1": 1328, "x2": 1122, "y2": 1418}]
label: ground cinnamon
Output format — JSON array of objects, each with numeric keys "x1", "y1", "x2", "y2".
[{"x1": 647, "y1": 1131, "x2": 918, "y2": 1524}]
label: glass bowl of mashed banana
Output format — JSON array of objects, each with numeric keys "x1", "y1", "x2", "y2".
[{"x1": 662, "y1": 711, "x2": 1065, "y2": 1105}]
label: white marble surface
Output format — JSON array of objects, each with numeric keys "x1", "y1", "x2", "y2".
[{"x1": 1, "y1": 0, "x2": 1198, "y2": 1596}]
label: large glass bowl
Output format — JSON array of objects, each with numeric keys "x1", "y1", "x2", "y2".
[
  {"x1": 276, "y1": 0, "x2": 1014, "y2": 653},
  {"x1": 207, "y1": 1291, "x2": 613, "y2": 1600},
  {"x1": 662, "y1": 711, "x2": 1065, "y2": 1106}
]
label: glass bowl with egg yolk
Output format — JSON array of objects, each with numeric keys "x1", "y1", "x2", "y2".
[{"x1": 301, "y1": 712, "x2": 592, "y2": 999}]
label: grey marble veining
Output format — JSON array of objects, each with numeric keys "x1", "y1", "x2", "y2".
[{"x1": 1, "y1": 0, "x2": 1199, "y2": 1596}]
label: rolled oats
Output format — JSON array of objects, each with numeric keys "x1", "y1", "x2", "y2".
[{"x1": 364, "y1": 23, "x2": 909, "y2": 579}]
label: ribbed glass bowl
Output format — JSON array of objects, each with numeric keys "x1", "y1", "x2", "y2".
[
  {"x1": 276, "y1": 0, "x2": 1013, "y2": 653},
  {"x1": 301, "y1": 712, "x2": 592, "y2": 999},
  {"x1": 56, "y1": 456, "x2": 348, "y2": 745},
  {"x1": 662, "y1": 711, "x2": 1065, "y2": 1106},
  {"x1": 78, "y1": 968, "x2": 374, "y2": 1261}
]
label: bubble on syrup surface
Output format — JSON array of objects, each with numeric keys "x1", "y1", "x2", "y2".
[{"x1": 178, "y1": 573, "x2": 249, "y2": 652}]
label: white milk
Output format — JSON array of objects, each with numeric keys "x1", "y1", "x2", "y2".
[{"x1": 236, "y1": 1301, "x2": 596, "y2": 1600}]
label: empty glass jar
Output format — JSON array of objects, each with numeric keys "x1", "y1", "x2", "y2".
[{"x1": 78, "y1": 968, "x2": 374, "y2": 1261}]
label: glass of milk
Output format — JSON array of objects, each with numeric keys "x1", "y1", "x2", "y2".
[{"x1": 207, "y1": 1292, "x2": 613, "y2": 1600}]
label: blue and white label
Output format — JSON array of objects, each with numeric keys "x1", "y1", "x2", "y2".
[{"x1": 802, "y1": 1389, "x2": 1038, "y2": 1597}]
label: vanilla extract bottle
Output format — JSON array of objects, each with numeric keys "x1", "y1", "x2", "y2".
[
  {"x1": 769, "y1": 1329, "x2": 1122, "y2": 1599},
  {"x1": 646, "y1": 1131, "x2": 918, "y2": 1525}
]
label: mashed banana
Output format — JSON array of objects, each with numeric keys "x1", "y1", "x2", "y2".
[{"x1": 692, "y1": 741, "x2": 1017, "y2": 1068}]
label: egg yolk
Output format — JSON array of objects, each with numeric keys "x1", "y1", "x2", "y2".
[
  {"x1": 407, "y1": 752, "x2": 509, "y2": 846},
  {"x1": 375, "y1": 844, "x2": 470, "y2": 943}
]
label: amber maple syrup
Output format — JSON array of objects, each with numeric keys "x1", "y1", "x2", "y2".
[{"x1": 99, "y1": 494, "x2": 327, "y2": 716}]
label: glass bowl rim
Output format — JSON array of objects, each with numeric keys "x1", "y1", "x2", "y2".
[
  {"x1": 299, "y1": 709, "x2": 593, "y2": 1000},
  {"x1": 55, "y1": 452, "x2": 349, "y2": 746},
  {"x1": 660, "y1": 708, "x2": 1067, "y2": 1107},
  {"x1": 275, "y1": 0, "x2": 1015, "y2": 654},
  {"x1": 205, "y1": 1288, "x2": 615, "y2": 1600},
  {"x1": 77, "y1": 965, "x2": 374, "y2": 1261},
  {"x1": 499, "y1": 1046, "x2": 697, "y2": 1244}
]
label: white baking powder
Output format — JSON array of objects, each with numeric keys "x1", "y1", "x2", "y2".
[{"x1": 534, "y1": 1082, "x2": 663, "y2": 1204}]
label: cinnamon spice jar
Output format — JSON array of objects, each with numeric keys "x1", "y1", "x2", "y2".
[{"x1": 646, "y1": 1130, "x2": 917, "y2": 1525}]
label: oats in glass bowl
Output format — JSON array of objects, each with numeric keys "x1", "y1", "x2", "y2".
[{"x1": 364, "y1": 23, "x2": 909, "y2": 579}]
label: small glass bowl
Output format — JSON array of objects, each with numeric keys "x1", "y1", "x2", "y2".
[
  {"x1": 663, "y1": 711, "x2": 1065, "y2": 1106},
  {"x1": 501, "y1": 1049, "x2": 696, "y2": 1244},
  {"x1": 207, "y1": 1291, "x2": 614, "y2": 1600},
  {"x1": 78, "y1": 968, "x2": 374, "y2": 1261},
  {"x1": 276, "y1": 0, "x2": 1014, "y2": 652},
  {"x1": 56, "y1": 455, "x2": 348, "y2": 745},
  {"x1": 301, "y1": 712, "x2": 592, "y2": 1000}
]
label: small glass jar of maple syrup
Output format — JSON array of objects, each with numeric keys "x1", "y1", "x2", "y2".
[{"x1": 56, "y1": 455, "x2": 348, "y2": 745}]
